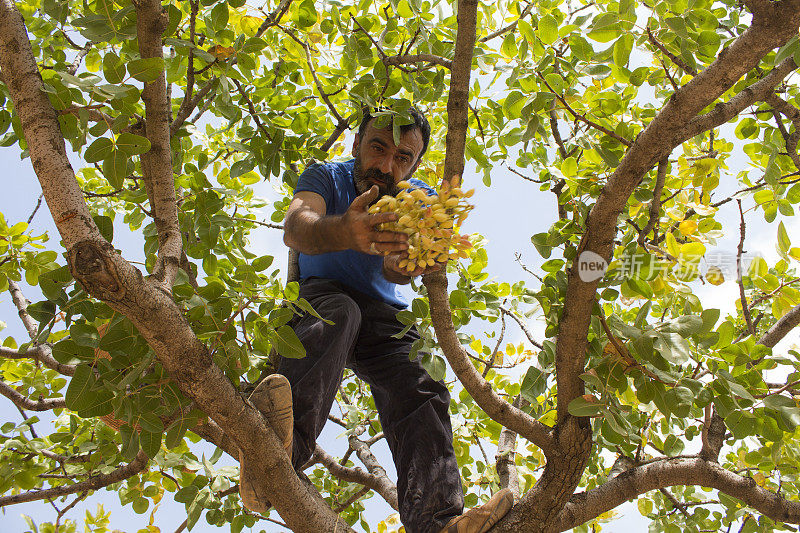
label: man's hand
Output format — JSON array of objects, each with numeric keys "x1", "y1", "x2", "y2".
[
  {"x1": 343, "y1": 186, "x2": 409, "y2": 256},
  {"x1": 383, "y1": 252, "x2": 445, "y2": 284}
]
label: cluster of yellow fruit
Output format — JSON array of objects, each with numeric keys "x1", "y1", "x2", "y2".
[{"x1": 369, "y1": 179, "x2": 475, "y2": 272}]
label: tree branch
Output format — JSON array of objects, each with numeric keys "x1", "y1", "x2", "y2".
[
  {"x1": 134, "y1": 0, "x2": 181, "y2": 290},
  {"x1": 7, "y1": 280, "x2": 75, "y2": 375},
  {"x1": 0, "y1": 0, "x2": 104, "y2": 250},
  {"x1": 551, "y1": 457, "x2": 800, "y2": 531},
  {"x1": 737, "y1": 200, "x2": 756, "y2": 336},
  {"x1": 424, "y1": 271, "x2": 556, "y2": 456},
  {"x1": 256, "y1": 0, "x2": 293, "y2": 37},
  {"x1": 496, "y1": 396, "x2": 523, "y2": 499},
  {"x1": 170, "y1": 77, "x2": 216, "y2": 137},
  {"x1": 0, "y1": 450, "x2": 149, "y2": 507},
  {"x1": 440, "y1": 0, "x2": 478, "y2": 186},
  {"x1": 638, "y1": 158, "x2": 668, "y2": 247},
  {"x1": 479, "y1": 3, "x2": 534, "y2": 43},
  {"x1": 757, "y1": 303, "x2": 800, "y2": 349},
  {"x1": 681, "y1": 58, "x2": 797, "y2": 141},
  {"x1": 383, "y1": 54, "x2": 452, "y2": 70},
  {"x1": 0, "y1": 381, "x2": 65, "y2": 411},
  {"x1": 312, "y1": 445, "x2": 399, "y2": 510},
  {"x1": 553, "y1": 0, "x2": 800, "y2": 427}
]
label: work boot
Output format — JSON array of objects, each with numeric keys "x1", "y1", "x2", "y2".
[
  {"x1": 439, "y1": 488, "x2": 514, "y2": 533},
  {"x1": 239, "y1": 374, "x2": 294, "y2": 513}
]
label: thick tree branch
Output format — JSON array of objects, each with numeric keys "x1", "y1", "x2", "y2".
[
  {"x1": 554, "y1": 0, "x2": 800, "y2": 427},
  {"x1": 757, "y1": 303, "x2": 800, "y2": 349},
  {"x1": 496, "y1": 396, "x2": 523, "y2": 499},
  {"x1": 0, "y1": 450, "x2": 149, "y2": 507},
  {"x1": 134, "y1": 0, "x2": 181, "y2": 289},
  {"x1": 440, "y1": 0, "x2": 478, "y2": 186},
  {"x1": 681, "y1": 58, "x2": 797, "y2": 141},
  {"x1": 0, "y1": 381, "x2": 65, "y2": 411},
  {"x1": 0, "y1": 0, "x2": 103, "y2": 250},
  {"x1": 424, "y1": 271, "x2": 555, "y2": 456},
  {"x1": 550, "y1": 457, "x2": 800, "y2": 531},
  {"x1": 0, "y1": 3, "x2": 352, "y2": 530},
  {"x1": 192, "y1": 419, "x2": 239, "y2": 459},
  {"x1": 0, "y1": 345, "x2": 75, "y2": 376}
]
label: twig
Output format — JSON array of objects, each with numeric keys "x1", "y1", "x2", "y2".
[
  {"x1": 638, "y1": 157, "x2": 669, "y2": 247},
  {"x1": 736, "y1": 200, "x2": 756, "y2": 336},
  {"x1": 67, "y1": 43, "x2": 93, "y2": 76},
  {"x1": 499, "y1": 306, "x2": 543, "y2": 350},
  {"x1": 27, "y1": 192, "x2": 43, "y2": 224},
  {"x1": 479, "y1": 3, "x2": 534, "y2": 42},
  {"x1": 483, "y1": 313, "x2": 506, "y2": 378},
  {"x1": 646, "y1": 26, "x2": 698, "y2": 76},
  {"x1": 256, "y1": 0, "x2": 293, "y2": 37},
  {"x1": 538, "y1": 73, "x2": 632, "y2": 147},
  {"x1": 0, "y1": 450, "x2": 149, "y2": 507}
]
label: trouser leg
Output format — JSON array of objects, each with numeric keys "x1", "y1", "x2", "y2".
[
  {"x1": 350, "y1": 294, "x2": 463, "y2": 533},
  {"x1": 277, "y1": 279, "x2": 361, "y2": 469}
]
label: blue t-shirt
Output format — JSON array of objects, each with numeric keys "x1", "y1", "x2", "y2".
[{"x1": 293, "y1": 159, "x2": 433, "y2": 308}]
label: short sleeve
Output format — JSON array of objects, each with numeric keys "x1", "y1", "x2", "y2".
[
  {"x1": 295, "y1": 163, "x2": 334, "y2": 205},
  {"x1": 408, "y1": 178, "x2": 436, "y2": 196}
]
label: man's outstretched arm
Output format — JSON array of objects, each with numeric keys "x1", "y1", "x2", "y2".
[{"x1": 283, "y1": 186, "x2": 409, "y2": 256}]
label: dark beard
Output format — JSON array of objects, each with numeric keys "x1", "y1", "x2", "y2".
[{"x1": 353, "y1": 155, "x2": 399, "y2": 199}]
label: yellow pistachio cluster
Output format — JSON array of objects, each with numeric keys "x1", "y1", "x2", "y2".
[{"x1": 368, "y1": 179, "x2": 475, "y2": 272}]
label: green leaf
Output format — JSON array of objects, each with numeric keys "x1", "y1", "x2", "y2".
[
  {"x1": 612, "y1": 34, "x2": 633, "y2": 66},
  {"x1": 520, "y1": 366, "x2": 547, "y2": 403},
  {"x1": 127, "y1": 57, "x2": 164, "y2": 83},
  {"x1": 778, "y1": 221, "x2": 791, "y2": 253},
  {"x1": 93, "y1": 214, "x2": 114, "y2": 242},
  {"x1": 116, "y1": 132, "x2": 151, "y2": 155},
  {"x1": 653, "y1": 332, "x2": 690, "y2": 364},
  {"x1": 284, "y1": 281, "x2": 299, "y2": 301},
  {"x1": 209, "y1": 1, "x2": 229, "y2": 32},
  {"x1": 251, "y1": 255, "x2": 274, "y2": 271},
  {"x1": 140, "y1": 430, "x2": 162, "y2": 459},
  {"x1": 271, "y1": 325, "x2": 306, "y2": 359},
  {"x1": 85, "y1": 137, "x2": 114, "y2": 163},
  {"x1": 294, "y1": 0, "x2": 317, "y2": 28},
  {"x1": 65, "y1": 363, "x2": 93, "y2": 411},
  {"x1": 568, "y1": 396, "x2": 604, "y2": 417},
  {"x1": 102, "y1": 52, "x2": 125, "y2": 84},
  {"x1": 538, "y1": 15, "x2": 558, "y2": 45},
  {"x1": 102, "y1": 149, "x2": 129, "y2": 189}
]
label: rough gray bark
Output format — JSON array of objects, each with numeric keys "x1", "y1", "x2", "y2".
[{"x1": 0, "y1": 2, "x2": 352, "y2": 531}]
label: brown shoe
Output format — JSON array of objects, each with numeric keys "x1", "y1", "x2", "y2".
[
  {"x1": 239, "y1": 374, "x2": 294, "y2": 513},
  {"x1": 439, "y1": 488, "x2": 514, "y2": 533}
]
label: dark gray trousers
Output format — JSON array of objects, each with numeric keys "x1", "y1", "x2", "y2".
[{"x1": 277, "y1": 278, "x2": 464, "y2": 533}]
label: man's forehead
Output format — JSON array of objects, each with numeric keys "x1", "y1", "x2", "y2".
[{"x1": 363, "y1": 119, "x2": 424, "y2": 155}]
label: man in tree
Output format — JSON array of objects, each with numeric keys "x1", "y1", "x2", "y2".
[{"x1": 240, "y1": 108, "x2": 513, "y2": 533}]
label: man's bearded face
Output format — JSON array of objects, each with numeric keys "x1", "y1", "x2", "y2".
[{"x1": 353, "y1": 146, "x2": 400, "y2": 198}]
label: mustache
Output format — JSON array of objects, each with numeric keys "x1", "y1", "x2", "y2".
[{"x1": 362, "y1": 168, "x2": 394, "y2": 187}]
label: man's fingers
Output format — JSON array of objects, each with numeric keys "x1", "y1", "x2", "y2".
[
  {"x1": 369, "y1": 230, "x2": 408, "y2": 243},
  {"x1": 368, "y1": 211, "x2": 398, "y2": 226},
  {"x1": 373, "y1": 242, "x2": 408, "y2": 254},
  {"x1": 351, "y1": 185, "x2": 379, "y2": 210}
]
